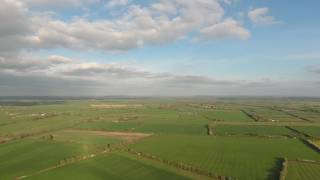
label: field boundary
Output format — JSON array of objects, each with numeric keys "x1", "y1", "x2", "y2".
[
  {"x1": 279, "y1": 158, "x2": 288, "y2": 180},
  {"x1": 301, "y1": 139, "x2": 320, "y2": 153},
  {"x1": 241, "y1": 110, "x2": 260, "y2": 122},
  {"x1": 125, "y1": 148, "x2": 231, "y2": 180},
  {"x1": 270, "y1": 108, "x2": 313, "y2": 122},
  {"x1": 288, "y1": 159, "x2": 320, "y2": 165},
  {"x1": 285, "y1": 126, "x2": 311, "y2": 138}
]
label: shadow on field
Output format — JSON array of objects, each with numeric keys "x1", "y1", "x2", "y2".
[
  {"x1": 300, "y1": 139, "x2": 320, "y2": 153},
  {"x1": 266, "y1": 158, "x2": 283, "y2": 180}
]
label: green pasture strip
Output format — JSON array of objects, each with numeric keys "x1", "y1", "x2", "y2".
[
  {"x1": 201, "y1": 110, "x2": 254, "y2": 122},
  {"x1": 214, "y1": 124, "x2": 297, "y2": 137}
]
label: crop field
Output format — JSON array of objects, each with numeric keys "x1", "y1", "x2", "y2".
[
  {"x1": 243, "y1": 108, "x2": 304, "y2": 122},
  {"x1": 0, "y1": 139, "x2": 89, "y2": 179},
  {"x1": 201, "y1": 110, "x2": 254, "y2": 122},
  {"x1": 286, "y1": 161, "x2": 320, "y2": 180},
  {"x1": 287, "y1": 110, "x2": 320, "y2": 122},
  {"x1": 27, "y1": 153, "x2": 193, "y2": 180},
  {"x1": 49, "y1": 130, "x2": 123, "y2": 150},
  {"x1": 289, "y1": 126, "x2": 320, "y2": 138},
  {"x1": 0, "y1": 98, "x2": 319, "y2": 180},
  {"x1": 130, "y1": 135, "x2": 320, "y2": 180},
  {"x1": 213, "y1": 124, "x2": 297, "y2": 137}
]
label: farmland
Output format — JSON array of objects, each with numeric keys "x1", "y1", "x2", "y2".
[
  {"x1": 0, "y1": 97, "x2": 320, "y2": 180},
  {"x1": 286, "y1": 161, "x2": 320, "y2": 180}
]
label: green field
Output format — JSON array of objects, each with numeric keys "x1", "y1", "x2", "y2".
[
  {"x1": 286, "y1": 161, "x2": 320, "y2": 180},
  {"x1": 28, "y1": 153, "x2": 191, "y2": 180},
  {"x1": 0, "y1": 98, "x2": 320, "y2": 180},
  {"x1": 0, "y1": 139, "x2": 88, "y2": 179},
  {"x1": 201, "y1": 110, "x2": 253, "y2": 122},
  {"x1": 50, "y1": 130, "x2": 122, "y2": 150},
  {"x1": 213, "y1": 124, "x2": 297, "y2": 137},
  {"x1": 244, "y1": 108, "x2": 304, "y2": 122},
  {"x1": 290, "y1": 126, "x2": 320, "y2": 138},
  {"x1": 131, "y1": 135, "x2": 320, "y2": 180}
]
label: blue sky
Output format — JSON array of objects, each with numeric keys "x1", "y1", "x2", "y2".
[{"x1": 0, "y1": 0, "x2": 320, "y2": 96}]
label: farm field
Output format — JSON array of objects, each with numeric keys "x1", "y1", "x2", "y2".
[
  {"x1": 242, "y1": 108, "x2": 304, "y2": 122},
  {"x1": 0, "y1": 98, "x2": 319, "y2": 180},
  {"x1": 201, "y1": 110, "x2": 254, "y2": 122},
  {"x1": 289, "y1": 126, "x2": 320, "y2": 138},
  {"x1": 286, "y1": 161, "x2": 320, "y2": 180},
  {"x1": 130, "y1": 134, "x2": 320, "y2": 180},
  {"x1": 27, "y1": 153, "x2": 193, "y2": 180},
  {"x1": 213, "y1": 124, "x2": 297, "y2": 137},
  {"x1": 0, "y1": 139, "x2": 89, "y2": 179}
]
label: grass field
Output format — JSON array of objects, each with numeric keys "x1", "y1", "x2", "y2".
[
  {"x1": 213, "y1": 124, "x2": 297, "y2": 137},
  {"x1": 130, "y1": 135, "x2": 320, "y2": 180},
  {"x1": 50, "y1": 130, "x2": 122, "y2": 150},
  {"x1": 290, "y1": 126, "x2": 320, "y2": 138},
  {"x1": 27, "y1": 153, "x2": 192, "y2": 180},
  {"x1": 1, "y1": 98, "x2": 320, "y2": 180},
  {"x1": 286, "y1": 161, "x2": 320, "y2": 180},
  {"x1": 201, "y1": 110, "x2": 254, "y2": 122},
  {"x1": 244, "y1": 108, "x2": 304, "y2": 122},
  {"x1": 0, "y1": 139, "x2": 89, "y2": 179}
]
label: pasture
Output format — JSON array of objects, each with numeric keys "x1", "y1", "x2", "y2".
[
  {"x1": 286, "y1": 161, "x2": 320, "y2": 180},
  {"x1": 130, "y1": 134, "x2": 320, "y2": 180}
]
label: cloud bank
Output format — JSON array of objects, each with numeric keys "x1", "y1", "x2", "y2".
[
  {"x1": 0, "y1": 0, "x2": 251, "y2": 54},
  {"x1": 0, "y1": 54, "x2": 318, "y2": 96}
]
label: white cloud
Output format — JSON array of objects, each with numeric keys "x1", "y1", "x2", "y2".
[
  {"x1": 248, "y1": 7, "x2": 280, "y2": 25},
  {"x1": 48, "y1": 55, "x2": 72, "y2": 64},
  {"x1": 199, "y1": 18, "x2": 250, "y2": 40},
  {"x1": 29, "y1": 0, "x2": 225, "y2": 51},
  {"x1": 0, "y1": 0, "x2": 250, "y2": 53},
  {"x1": 25, "y1": 0, "x2": 99, "y2": 8},
  {"x1": 106, "y1": 0, "x2": 129, "y2": 9}
]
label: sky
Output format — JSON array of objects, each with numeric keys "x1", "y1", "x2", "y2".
[{"x1": 0, "y1": 0, "x2": 320, "y2": 97}]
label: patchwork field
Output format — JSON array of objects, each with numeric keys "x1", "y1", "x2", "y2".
[{"x1": 0, "y1": 98, "x2": 319, "y2": 180}]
